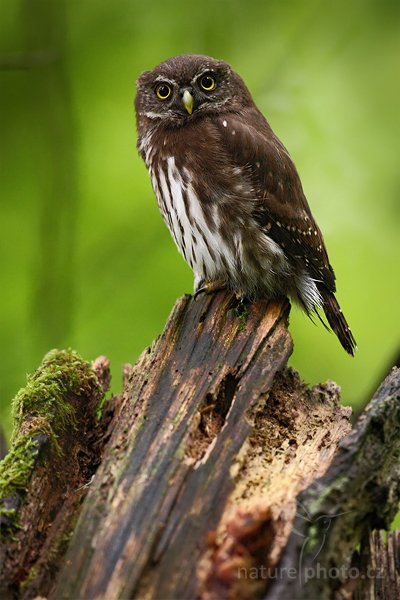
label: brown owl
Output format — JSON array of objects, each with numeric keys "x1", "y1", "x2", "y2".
[{"x1": 135, "y1": 54, "x2": 356, "y2": 355}]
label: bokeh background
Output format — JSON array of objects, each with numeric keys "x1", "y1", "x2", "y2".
[{"x1": 0, "y1": 0, "x2": 399, "y2": 438}]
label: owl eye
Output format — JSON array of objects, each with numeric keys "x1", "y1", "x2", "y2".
[
  {"x1": 155, "y1": 83, "x2": 172, "y2": 100},
  {"x1": 199, "y1": 74, "x2": 216, "y2": 91}
]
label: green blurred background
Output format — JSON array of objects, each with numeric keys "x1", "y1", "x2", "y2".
[{"x1": 0, "y1": 0, "x2": 399, "y2": 438}]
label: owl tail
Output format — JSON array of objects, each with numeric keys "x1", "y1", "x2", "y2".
[{"x1": 320, "y1": 290, "x2": 357, "y2": 356}]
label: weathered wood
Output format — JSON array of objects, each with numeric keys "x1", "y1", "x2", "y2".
[
  {"x1": 0, "y1": 292, "x2": 399, "y2": 600},
  {"x1": 353, "y1": 530, "x2": 400, "y2": 600},
  {"x1": 199, "y1": 370, "x2": 351, "y2": 600},
  {"x1": 52, "y1": 292, "x2": 290, "y2": 599},
  {"x1": 52, "y1": 292, "x2": 352, "y2": 600},
  {"x1": 268, "y1": 367, "x2": 400, "y2": 600}
]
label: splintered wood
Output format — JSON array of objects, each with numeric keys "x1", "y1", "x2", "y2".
[
  {"x1": 53, "y1": 292, "x2": 351, "y2": 600},
  {"x1": 2, "y1": 292, "x2": 398, "y2": 600}
]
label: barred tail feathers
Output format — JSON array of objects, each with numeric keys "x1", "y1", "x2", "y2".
[{"x1": 320, "y1": 290, "x2": 357, "y2": 356}]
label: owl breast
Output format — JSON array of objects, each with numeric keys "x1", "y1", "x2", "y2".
[
  {"x1": 141, "y1": 128, "x2": 291, "y2": 297},
  {"x1": 148, "y1": 154, "x2": 237, "y2": 288}
]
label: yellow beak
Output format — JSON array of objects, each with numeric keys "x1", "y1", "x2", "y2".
[{"x1": 182, "y1": 90, "x2": 194, "y2": 115}]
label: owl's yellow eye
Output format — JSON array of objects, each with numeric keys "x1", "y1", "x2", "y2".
[
  {"x1": 200, "y1": 74, "x2": 216, "y2": 91},
  {"x1": 156, "y1": 83, "x2": 172, "y2": 100}
]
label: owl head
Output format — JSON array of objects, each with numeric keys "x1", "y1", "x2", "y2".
[{"x1": 135, "y1": 54, "x2": 252, "y2": 127}]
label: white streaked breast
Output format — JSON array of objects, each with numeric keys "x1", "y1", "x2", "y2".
[{"x1": 150, "y1": 156, "x2": 237, "y2": 281}]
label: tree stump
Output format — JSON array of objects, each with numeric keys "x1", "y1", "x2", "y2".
[{"x1": 0, "y1": 291, "x2": 399, "y2": 599}]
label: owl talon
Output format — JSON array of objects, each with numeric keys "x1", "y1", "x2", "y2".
[
  {"x1": 194, "y1": 286, "x2": 205, "y2": 299},
  {"x1": 194, "y1": 281, "x2": 227, "y2": 299}
]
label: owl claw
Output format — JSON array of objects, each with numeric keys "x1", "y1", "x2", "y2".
[{"x1": 194, "y1": 280, "x2": 227, "y2": 299}]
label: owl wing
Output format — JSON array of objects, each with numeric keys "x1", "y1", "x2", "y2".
[{"x1": 215, "y1": 109, "x2": 336, "y2": 294}]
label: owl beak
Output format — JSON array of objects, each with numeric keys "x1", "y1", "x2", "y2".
[{"x1": 182, "y1": 89, "x2": 194, "y2": 115}]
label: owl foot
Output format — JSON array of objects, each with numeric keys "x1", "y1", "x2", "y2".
[{"x1": 194, "y1": 279, "x2": 227, "y2": 299}]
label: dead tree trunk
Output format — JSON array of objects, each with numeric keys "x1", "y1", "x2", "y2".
[{"x1": 0, "y1": 291, "x2": 399, "y2": 600}]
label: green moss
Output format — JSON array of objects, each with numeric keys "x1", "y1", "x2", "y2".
[
  {"x1": 20, "y1": 565, "x2": 39, "y2": 593},
  {"x1": 0, "y1": 349, "x2": 102, "y2": 535},
  {"x1": 239, "y1": 310, "x2": 248, "y2": 331},
  {"x1": 0, "y1": 436, "x2": 39, "y2": 498},
  {"x1": 96, "y1": 395, "x2": 107, "y2": 421},
  {"x1": 234, "y1": 306, "x2": 248, "y2": 331},
  {"x1": 304, "y1": 523, "x2": 320, "y2": 553},
  {"x1": 11, "y1": 349, "x2": 99, "y2": 438}
]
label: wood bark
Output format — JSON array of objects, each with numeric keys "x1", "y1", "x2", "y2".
[
  {"x1": 0, "y1": 291, "x2": 399, "y2": 600},
  {"x1": 353, "y1": 530, "x2": 400, "y2": 600}
]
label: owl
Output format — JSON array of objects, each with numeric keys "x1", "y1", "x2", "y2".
[{"x1": 135, "y1": 54, "x2": 356, "y2": 355}]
